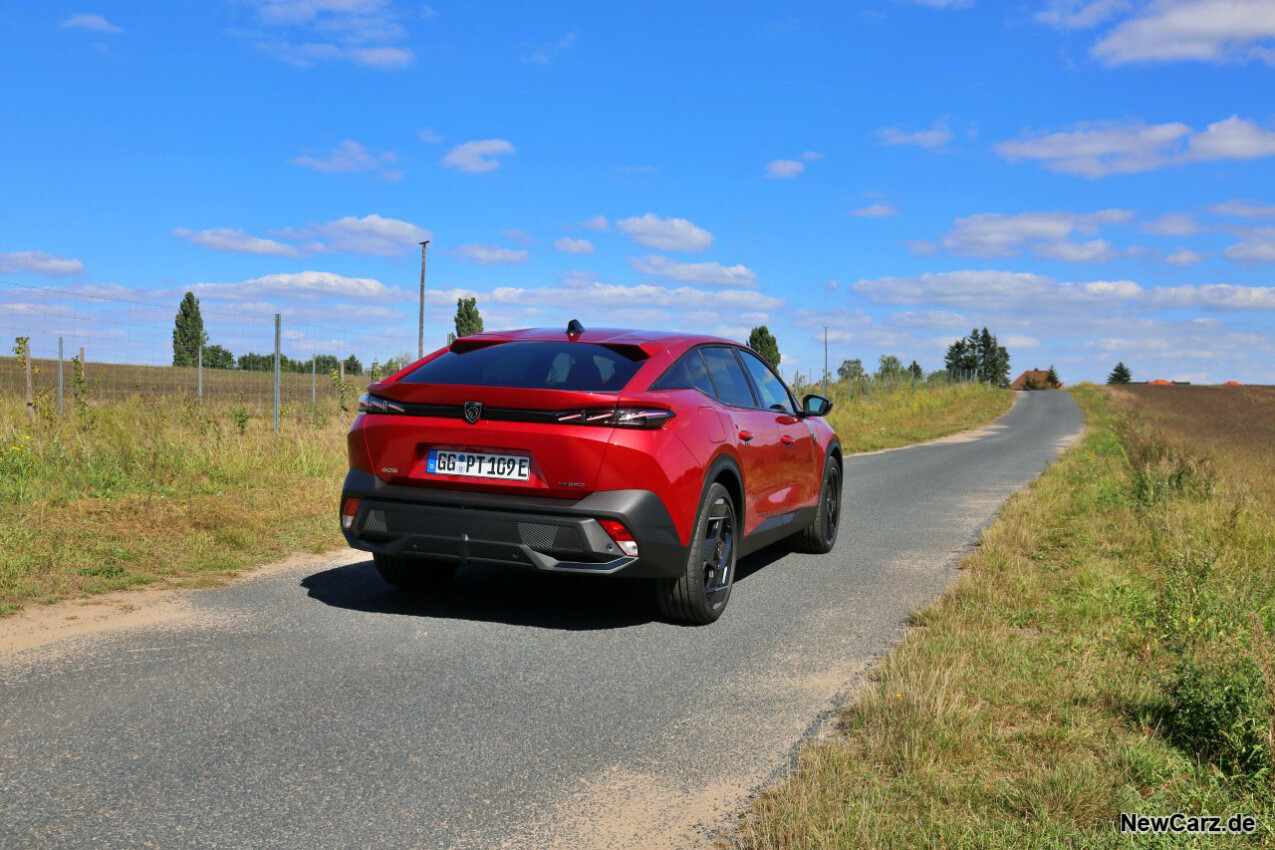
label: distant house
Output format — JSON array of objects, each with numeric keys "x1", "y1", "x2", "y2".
[{"x1": 1010, "y1": 369, "x2": 1063, "y2": 391}]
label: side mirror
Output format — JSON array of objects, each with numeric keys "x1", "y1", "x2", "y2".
[{"x1": 802, "y1": 394, "x2": 833, "y2": 417}]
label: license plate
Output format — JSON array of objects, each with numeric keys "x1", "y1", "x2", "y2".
[{"x1": 426, "y1": 449, "x2": 531, "y2": 481}]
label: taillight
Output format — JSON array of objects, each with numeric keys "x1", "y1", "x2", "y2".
[
  {"x1": 358, "y1": 394, "x2": 405, "y2": 414},
  {"x1": 555, "y1": 408, "x2": 675, "y2": 429},
  {"x1": 341, "y1": 497, "x2": 360, "y2": 530},
  {"x1": 597, "y1": 519, "x2": 639, "y2": 557}
]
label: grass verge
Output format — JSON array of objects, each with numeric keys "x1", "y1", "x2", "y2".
[
  {"x1": 1, "y1": 381, "x2": 1012, "y2": 617},
  {"x1": 821, "y1": 381, "x2": 1013, "y2": 454},
  {"x1": 729, "y1": 384, "x2": 1274, "y2": 847}
]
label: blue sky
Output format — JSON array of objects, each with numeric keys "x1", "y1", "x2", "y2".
[{"x1": 3, "y1": 0, "x2": 1275, "y2": 383}]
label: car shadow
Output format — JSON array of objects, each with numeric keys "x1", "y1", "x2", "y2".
[{"x1": 300, "y1": 543, "x2": 794, "y2": 631}]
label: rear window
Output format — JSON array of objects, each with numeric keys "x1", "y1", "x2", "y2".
[{"x1": 401, "y1": 341, "x2": 644, "y2": 392}]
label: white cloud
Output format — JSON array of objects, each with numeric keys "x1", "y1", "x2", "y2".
[
  {"x1": 935, "y1": 209, "x2": 1132, "y2": 257},
  {"x1": 1186, "y1": 115, "x2": 1275, "y2": 161},
  {"x1": 853, "y1": 269, "x2": 1145, "y2": 311},
  {"x1": 290, "y1": 139, "x2": 400, "y2": 179},
  {"x1": 418, "y1": 128, "x2": 443, "y2": 143},
  {"x1": 487, "y1": 282, "x2": 782, "y2": 313},
  {"x1": 0, "y1": 251, "x2": 85, "y2": 276},
  {"x1": 1142, "y1": 212, "x2": 1198, "y2": 235},
  {"x1": 245, "y1": 0, "x2": 414, "y2": 69},
  {"x1": 581, "y1": 215, "x2": 609, "y2": 231},
  {"x1": 522, "y1": 31, "x2": 577, "y2": 64},
  {"x1": 994, "y1": 120, "x2": 1189, "y2": 177},
  {"x1": 502, "y1": 229, "x2": 532, "y2": 245},
  {"x1": 877, "y1": 121, "x2": 953, "y2": 149},
  {"x1": 996, "y1": 115, "x2": 1275, "y2": 177},
  {"x1": 1223, "y1": 228, "x2": 1275, "y2": 262},
  {"x1": 60, "y1": 13, "x2": 124, "y2": 33},
  {"x1": 190, "y1": 271, "x2": 398, "y2": 301},
  {"x1": 453, "y1": 244, "x2": 529, "y2": 264},
  {"x1": 629, "y1": 255, "x2": 758, "y2": 288},
  {"x1": 765, "y1": 159, "x2": 805, "y2": 179},
  {"x1": 901, "y1": 0, "x2": 974, "y2": 8},
  {"x1": 1166, "y1": 248, "x2": 1205, "y2": 264},
  {"x1": 1092, "y1": 0, "x2": 1275, "y2": 66},
  {"x1": 1033, "y1": 238, "x2": 1117, "y2": 262},
  {"x1": 851, "y1": 203, "x2": 898, "y2": 218},
  {"x1": 442, "y1": 139, "x2": 516, "y2": 173},
  {"x1": 1036, "y1": 0, "x2": 1130, "y2": 29},
  {"x1": 801, "y1": 151, "x2": 825, "y2": 161},
  {"x1": 1148, "y1": 283, "x2": 1275, "y2": 309},
  {"x1": 315, "y1": 214, "x2": 430, "y2": 256},
  {"x1": 615, "y1": 214, "x2": 713, "y2": 252},
  {"x1": 1208, "y1": 199, "x2": 1275, "y2": 218},
  {"x1": 553, "y1": 237, "x2": 594, "y2": 255},
  {"x1": 173, "y1": 227, "x2": 299, "y2": 256}
]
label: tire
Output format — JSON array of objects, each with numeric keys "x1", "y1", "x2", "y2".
[
  {"x1": 656, "y1": 482, "x2": 737, "y2": 625},
  {"x1": 373, "y1": 552, "x2": 458, "y2": 592},
  {"x1": 792, "y1": 458, "x2": 842, "y2": 554}
]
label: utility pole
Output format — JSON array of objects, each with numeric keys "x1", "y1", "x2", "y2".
[
  {"x1": 418, "y1": 239, "x2": 430, "y2": 360},
  {"x1": 822, "y1": 326, "x2": 829, "y2": 397}
]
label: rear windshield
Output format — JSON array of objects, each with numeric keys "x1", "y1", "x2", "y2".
[{"x1": 401, "y1": 341, "x2": 644, "y2": 392}]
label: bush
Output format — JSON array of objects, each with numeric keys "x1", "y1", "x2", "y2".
[{"x1": 1165, "y1": 655, "x2": 1271, "y2": 780}]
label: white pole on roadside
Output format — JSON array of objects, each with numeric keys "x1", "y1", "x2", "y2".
[
  {"x1": 273, "y1": 314, "x2": 281, "y2": 437},
  {"x1": 198, "y1": 344, "x2": 203, "y2": 403},
  {"x1": 57, "y1": 336, "x2": 64, "y2": 417}
]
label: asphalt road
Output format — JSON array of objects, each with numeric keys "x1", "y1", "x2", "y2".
[{"x1": 1, "y1": 391, "x2": 1084, "y2": 849}]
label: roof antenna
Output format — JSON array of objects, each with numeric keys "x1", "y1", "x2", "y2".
[{"x1": 566, "y1": 319, "x2": 585, "y2": 337}]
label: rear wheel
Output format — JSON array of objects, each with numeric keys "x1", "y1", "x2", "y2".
[
  {"x1": 373, "y1": 553, "x2": 458, "y2": 592},
  {"x1": 656, "y1": 482, "x2": 737, "y2": 625},
  {"x1": 792, "y1": 459, "x2": 841, "y2": 554}
]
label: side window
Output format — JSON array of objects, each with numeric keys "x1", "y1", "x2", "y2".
[
  {"x1": 738, "y1": 349, "x2": 796, "y2": 414},
  {"x1": 651, "y1": 349, "x2": 716, "y2": 396},
  {"x1": 700, "y1": 346, "x2": 758, "y2": 408}
]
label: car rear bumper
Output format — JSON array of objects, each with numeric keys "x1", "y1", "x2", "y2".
[{"x1": 339, "y1": 469, "x2": 688, "y2": 578}]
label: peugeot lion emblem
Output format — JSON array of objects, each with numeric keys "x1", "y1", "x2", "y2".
[{"x1": 463, "y1": 401, "x2": 483, "y2": 424}]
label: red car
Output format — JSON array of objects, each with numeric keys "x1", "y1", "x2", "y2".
[{"x1": 340, "y1": 321, "x2": 841, "y2": 624}]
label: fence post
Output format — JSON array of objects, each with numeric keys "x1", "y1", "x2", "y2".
[
  {"x1": 79, "y1": 347, "x2": 85, "y2": 381},
  {"x1": 311, "y1": 357, "x2": 316, "y2": 406},
  {"x1": 273, "y1": 313, "x2": 281, "y2": 437},
  {"x1": 198, "y1": 344, "x2": 203, "y2": 404},
  {"x1": 23, "y1": 340, "x2": 34, "y2": 422},
  {"x1": 57, "y1": 336, "x2": 64, "y2": 417}
]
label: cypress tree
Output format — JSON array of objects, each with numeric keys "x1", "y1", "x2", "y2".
[
  {"x1": 747, "y1": 325, "x2": 782, "y2": 369},
  {"x1": 172, "y1": 292, "x2": 208, "y2": 367},
  {"x1": 454, "y1": 297, "x2": 484, "y2": 338}
]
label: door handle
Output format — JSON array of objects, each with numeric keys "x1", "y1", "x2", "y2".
[
  {"x1": 781, "y1": 435, "x2": 795, "y2": 447},
  {"x1": 738, "y1": 429, "x2": 754, "y2": 443}
]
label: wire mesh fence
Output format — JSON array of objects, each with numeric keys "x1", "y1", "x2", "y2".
[{"x1": 0, "y1": 280, "x2": 426, "y2": 428}]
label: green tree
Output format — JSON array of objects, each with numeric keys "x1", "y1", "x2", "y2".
[
  {"x1": 876, "y1": 354, "x2": 904, "y2": 381},
  {"x1": 202, "y1": 344, "x2": 235, "y2": 369},
  {"x1": 747, "y1": 325, "x2": 781, "y2": 369},
  {"x1": 237, "y1": 352, "x2": 273, "y2": 372},
  {"x1": 944, "y1": 337, "x2": 977, "y2": 377},
  {"x1": 837, "y1": 358, "x2": 865, "y2": 383},
  {"x1": 1107, "y1": 361, "x2": 1132, "y2": 384},
  {"x1": 172, "y1": 292, "x2": 208, "y2": 367},
  {"x1": 342, "y1": 354, "x2": 363, "y2": 376},
  {"x1": 454, "y1": 297, "x2": 484, "y2": 338},
  {"x1": 1046, "y1": 365, "x2": 1061, "y2": 388},
  {"x1": 312, "y1": 354, "x2": 340, "y2": 374},
  {"x1": 907, "y1": 360, "x2": 923, "y2": 380}
]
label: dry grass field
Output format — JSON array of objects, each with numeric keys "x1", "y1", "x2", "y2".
[
  {"x1": 729, "y1": 384, "x2": 1274, "y2": 848},
  {"x1": 0, "y1": 355, "x2": 373, "y2": 408}
]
